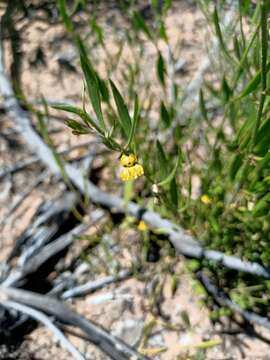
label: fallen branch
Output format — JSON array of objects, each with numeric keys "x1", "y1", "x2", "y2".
[
  {"x1": 3, "y1": 223, "x2": 89, "y2": 287},
  {"x1": 0, "y1": 299, "x2": 85, "y2": 360},
  {"x1": 6, "y1": 191, "x2": 78, "y2": 263},
  {"x1": 62, "y1": 269, "x2": 131, "y2": 300},
  {"x1": 197, "y1": 271, "x2": 270, "y2": 331},
  {"x1": 0, "y1": 287, "x2": 150, "y2": 360},
  {"x1": 1, "y1": 35, "x2": 270, "y2": 280},
  {"x1": 0, "y1": 141, "x2": 97, "y2": 181}
]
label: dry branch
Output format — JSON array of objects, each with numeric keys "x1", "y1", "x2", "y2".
[
  {"x1": 3, "y1": 223, "x2": 89, "y2": 287},
  {"x1": 198, "y1": 271, "x2": 270, "y2": 331},
  {"x1": 62, "y1": 269, "x2": 131, "y2": 300},
  {"x1": 0, "y1": 300, "x2": 85, "y2": 360},
  {"x1": 0, "y1": 286, "x2": 150, "y2": 360},
  {"x1": 6, "y1": 191, "x2": 78, "y2": 263}
]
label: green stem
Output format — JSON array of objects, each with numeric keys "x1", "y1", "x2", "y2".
[
  {"x1": 235, "y1": 0, "x2": 268, "y2": 191},
  {"x1": 251, "y1": 0, "x2": 268, "y2": 146}
]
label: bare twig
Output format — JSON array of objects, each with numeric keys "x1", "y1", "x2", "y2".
[
  {"x1": 0, "y1": 299, "x2": 85, "y2": 360},
  {"x1": 0, "y1": 141, "x2": 97, "y2": 181},
  {"x1": 6, "y1": 191, "x2": 78, "y2": 263},
  {"x1": 197, "y1": 271, "x2": 270, "y2": 331},
  {"x1": 62, "y1": 269, "x2": 131, "y2": 300},
  {"x1": 0, "y1": 287, "x2": 150, "y2": 360},
  {"x1": 3, "y1": 222, "x2": 89, "y2": 287}
]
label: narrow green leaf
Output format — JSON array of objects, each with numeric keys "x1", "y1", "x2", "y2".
[
  {"x1": 132, "y1": 11, "x2": 154, "y2": 42},
  {"x1": 253, "y1": 196, "x2": 270, "y2": 217},
  {"x1": 236, "y1": 61, "x2": 270, "y2": 100},
  {"x1": 157, "y1": 152, "x2": 180, "y2": 187},
  {"x1": 57, "y1": 0, "x2": 73, "y2": 33},
  {"x1": 255, "y1": 117, "x2": 270, "y2": 145},
  {"x1": 52, "y1": 104, "x2": 103, "y2": 134},
  {"x1": 156, "y1": 140, "x2": 168, "y2": 179},
  {"x1": 229, "y1": 153, "x2": 243, "y2": 181},
  {"x1": 233, "y1": 35, "x2": 241, "y2": 60},
  {"x1": 89, "y1": 16, "x2": 104, "y2": 47},
  {"x1": 169, "y1": 177, "x2": 178, "y2": 208},
  {"x1": 65, "y1": 119, "x2": 89, "y2": 134},
  {"x1": 160, "y1": 101, "x2": 171, "y2": 127},
  {"x1": 159, "y1": 20, "x2": 168, "y2": 42},
  {"x1": 126, "y1": 94, "x2": 139, "y2": 149},
  {"x1": 97, "y1": 77, "x2": 110, "y2": 103},
  {"x1": 221, "y1": 76, "x2": 232, "y2": 102},
  {"x1": 157, "y1": 51, "x2": 166, "y2": 86},
  {"x1": 213, "y1": 6, "x2": 231, "y2": 60},
  {"x1": 199, "y1": 89, "x2": 208, "y2": 122},
  {"x1": 110, "y1": 79, "x2": 132, "y2": 138},
  {"x1": 80, "y1": 54, "x2": 105, "y2": 130}
]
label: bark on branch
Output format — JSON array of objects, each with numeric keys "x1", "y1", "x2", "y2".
[{"x1": 0, "y1": 286, "x2": 149, "y2": 360}]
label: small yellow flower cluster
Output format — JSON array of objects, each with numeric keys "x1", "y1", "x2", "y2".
[
  {"x1": 120, "y1": 153, "x2": 137, "y2": 167},
  {"x1": 138, "y1": 220, "x2": 148, "y2": 231},
  {"x1": 201, "y1": 194, "x2": 211, "y2": 205},
  {"x1": 119, "y1": 154, "x2": 144, "y2": 181}
]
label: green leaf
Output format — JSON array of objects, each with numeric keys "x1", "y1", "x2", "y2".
[
  {"x1": 236, "y1": 61, "x2": 270, "y2": 100},
  {"x1": 80, "y1": 54, "x2": 105, "y2": 130},
  {"x1": 254, "y1": 117, "x2": 270, "y2": 155},
  {"x1": 52, "y1": 104, "x2": 103, "y2": 134},
  {"x1": 159, "y1": 20, "x2": 168, "y2": 42},
  {"x1": 229, "y1": 153, "x2": 243, "y2": 181},
  {"x1": 213, "y1": 6, "x2": 231, "y2": 59},
  {"x1": 97, "y1": 77, "x2": 110, "y2": 103},
  {"x1": 76, "y1": 37, "x2": 105, "y2": 131},
  {"x1": 126, "y1": 94, "x2": 140, "y2": 149},
  {"x1": 57, "y1": 0, "x2": 73, "y2": 33},
  {"x1": 89, "y1": 16, "x2": 104, "y2": 47},
  {"x1": 253, "y1": 195, "x2": 270, "y2": 217},
  {"x1": 157, "y1": 152, "x2": 180, "y2": 187},
  {"x1": 110, "y1": 79, "x2": 132, "y2": 138},
  {"x1": 199, "y1": 89, "x2": 208, "y2": 122},
  {"x1": 169, "y1": 177, "x2": 178, "y2": 208},
  {"x1": 157, "y1": 51, "x2": 166, "y2": 86},
  {"x1": 233, "y1": 35, "x2": 241, "y2": 60},
  {"x1": 65, "y1": 119, "x2": 89, "y2": 134},
  {"x1": 156, "y1": 140, "x2": 168, "y2": 179},
  {"x1": 160, "y1": 101, "x2": 171, "y2": 127},
  {"x1": 132, "y1": 11, "x2": 154, "y2": 42},
  {"x1": 255, "y1": 117, "x2": 270, "y2": 143},
  {"x1": 221, "y1": 76, "x2": 232, "y2": 102}
]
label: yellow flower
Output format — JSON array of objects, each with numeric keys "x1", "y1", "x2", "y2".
[
  {"x1": 120, "y1": 153, "x2": 137, "y2": 167},
  {"x1": 138, "y1": 220, "x2": 148, "y2": 231},
  {"x1": 132, "y1": 164, "x2": 144, "y2": 178},
  {"x1": 201, "y1": 194, "x2": 211, "y2": 205},
  {"x1": 119, "y1": 163, "x2": 144, "y2": 181},
  {"x1": 120, "y1": 167, "x2": 132, "y2": 181}
]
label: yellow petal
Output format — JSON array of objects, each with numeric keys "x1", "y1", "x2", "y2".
[
  {"x1": 119, "y1": 163, "x2": 144, "y2": 181},
  {"x1": 138, "y1": 220, "x2": 148, "y2": 231},
  {"x1": 133, "y1": 164, "x2": 144, "y2": 178},
  {"x1": 201, "y1": 194, "x2": 211, "y2": 204},
  {"x1": 120, "y1": 154, "x2": 137, "y2": 167},
  {"x1": 120, "y1": 167, "x2": 132, "y2": 181}
]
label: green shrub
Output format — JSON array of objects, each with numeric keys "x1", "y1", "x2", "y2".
[{"x1": 55, "y1": 0, "x2": 270, "y2": 311}]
